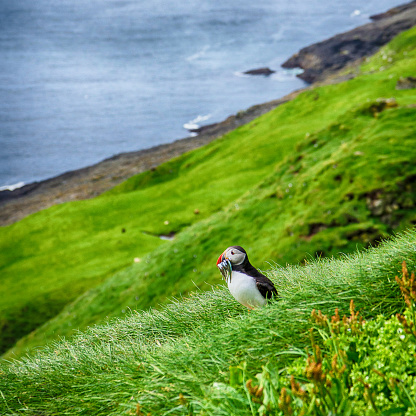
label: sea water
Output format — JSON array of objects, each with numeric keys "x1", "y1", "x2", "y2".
[{"x1": 0, "y1": 0, "x2": 404, "y2": 188}]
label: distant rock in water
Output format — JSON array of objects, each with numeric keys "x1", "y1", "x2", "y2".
[
  {"x1": 281, "y1": 0, "x2": 416, "y2": 83},
  {"x1": 243, "y1": 67, "x2": 275, "y2": 76}
]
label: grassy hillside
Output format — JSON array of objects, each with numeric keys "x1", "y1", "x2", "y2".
[
  {"x1": 2, "y1": 26, "x2": 416, "y2": 359},
  {"x1": 1, "y1": 229, "x2": 416, "y2": 414}
]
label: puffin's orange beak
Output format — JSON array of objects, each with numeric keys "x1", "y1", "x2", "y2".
[
  {"x1": 216, "y1": 252, "x2": 224, "y2": 266},
  {"x1": 217, "y1": 251, "x2": 232, "y2": 281}
]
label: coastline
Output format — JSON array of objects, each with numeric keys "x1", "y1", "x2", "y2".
[
  {"x1": 0, "y1": 93, "x2": 299, "y2": 226},
  {"x1": 282, "y1": 0, "x2": 416, "y2": 83},
  {"x1": 1, "y1": 0, "x2": 415, "y2": 227}
]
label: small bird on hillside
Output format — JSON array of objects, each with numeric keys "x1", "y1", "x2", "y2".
[{"x1": 216, "y1": 246, "x2": 278, "y2": 309}]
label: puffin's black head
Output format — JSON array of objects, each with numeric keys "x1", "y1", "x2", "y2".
[
  {"x1": 217, "y1": 246, "x2": 247, "y2": 266},
  {"x1": 217, "y1": 246, "x2": 247, "y2": 281}
]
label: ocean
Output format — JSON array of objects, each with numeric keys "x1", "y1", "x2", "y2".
[{"x1": 0, "y1": 0, "x2": 404, "y2": 188}]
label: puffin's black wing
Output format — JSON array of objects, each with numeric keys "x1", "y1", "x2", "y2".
[
  {"x1": 234, "y1": 259, "x2": 278, "y2": 300},
  {"x1": 255, "y1": 275, "x2": 278, "y2": 300}
]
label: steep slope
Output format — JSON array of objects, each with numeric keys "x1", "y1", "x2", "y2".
[
  {"x1": 1, "y1": 229, "x2": 416, "y2": 414},
  {"x1": 2, "y1": 26, "x2": 416, "y2": 359}
]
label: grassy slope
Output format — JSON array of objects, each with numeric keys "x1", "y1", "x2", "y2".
[
  {"x1": 1, "y1": 229, "x2": 415, "y2": 414},
  {"x1": 2, "y1": 26, "x2": 416, "y2": 359}
]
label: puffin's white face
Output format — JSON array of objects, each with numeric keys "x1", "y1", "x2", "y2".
[
  {"x1": 223, "y1": 246, "x2": 246, "y2": 265},
  {"x1": 216, "y1": 246, "x2": 247, "y2": 281}
]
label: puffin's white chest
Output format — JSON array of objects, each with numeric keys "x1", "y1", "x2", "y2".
[{"x1": 227, "y1": 271, "x2": 266, "y2": 309}]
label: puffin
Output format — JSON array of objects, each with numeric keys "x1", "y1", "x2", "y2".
[{"x1": 216, "y1": 246, "x2": 278, "y2": 309}]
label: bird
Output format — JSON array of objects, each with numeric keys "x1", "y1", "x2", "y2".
[{"x1": 216, "y1": 245, "x2": 278, "y2": 309}]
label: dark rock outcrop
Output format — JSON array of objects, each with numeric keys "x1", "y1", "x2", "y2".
[
  {"x1": 282, "y1": 1, "x2": 416, "y2": 83},
  {"x1": 396, "y1": 76, "x2": 416, "y2": 89}
]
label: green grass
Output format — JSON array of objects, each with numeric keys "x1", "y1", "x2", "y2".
[
  {"x1": 2, "y1": 26, "x2": 416, "y2": 359},
  {"x1": 1, "y1": 229, "x2": 416, "y2": 415}
]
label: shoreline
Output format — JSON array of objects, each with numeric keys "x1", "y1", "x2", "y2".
[
  {"x1": 0, "y1": 92, "x2": 299, "y2": 226},
  {"x1": 1, "y1": 1, "x2": 415, "y2": 227}
]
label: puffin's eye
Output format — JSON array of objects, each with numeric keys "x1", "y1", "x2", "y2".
[{"x1": 231, "y1": 250, "x2": 235, "y2": 255}]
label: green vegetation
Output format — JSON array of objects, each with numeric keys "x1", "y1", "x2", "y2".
[
  {"x1": 200, "y1": 264, "x2": 416, "y2": 416},
  {"x1": 1, "y1": 25, "x2": 416, "y2": 414},
  {"x1": 0, "y1": 19, "x2": 416, "y2": 396},
  {"x1": 1, "y1": 229, "x2": 416, "y2": 414}
]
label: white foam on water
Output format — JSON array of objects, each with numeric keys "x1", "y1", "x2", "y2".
[
  {"x1": 271, "y1": 68, "x2": 305, "y2": 81},
  {"x1": 186, "y1": 45, "x2": 211, "y2": 62},
  {"x1": 183, "y1": 114, "x2": 212, "y2": 131},
  {"x1": 0, "y1": 181, "x2": 25, "y2": 192}
]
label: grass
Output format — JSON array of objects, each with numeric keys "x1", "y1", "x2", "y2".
[
  {"x1": 2, "y1": 26, "x2": 416, "y2": 360},
  {"x1": 1, "y1": 229, "x2": 416, "y2": 414}
]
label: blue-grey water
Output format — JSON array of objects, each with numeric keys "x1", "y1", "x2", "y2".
[{"x1": 0, "y1": 0, "x2": 404, "y2": 188}]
